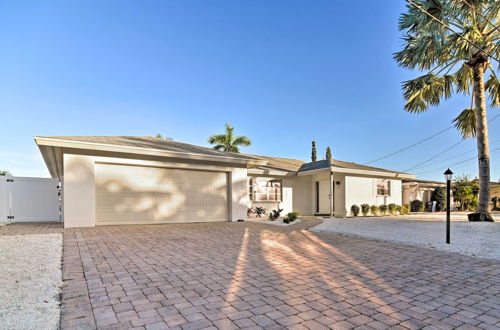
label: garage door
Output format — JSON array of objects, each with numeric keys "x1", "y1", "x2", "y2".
[{"x1": 95, "y1": 163, "x2": 229, "y2": 225}]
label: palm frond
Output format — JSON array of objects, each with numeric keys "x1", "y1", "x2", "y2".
[
  {"x1": 453, "y1": 108, "x2": 477, "y2": 138},
  {"x1": 213, "y1": 144, "x2": 225, "y2": 151},
  {"x1": 208, "y1": 134, "x2": 228, "y2": 145},
  {"x1": 402, "y1": 73, "x2": 455, "y2": 112},
  {"x1": 233, "y1": 136, "x2": 251, "y2": 147},
  {"x1": 454, "y1": 64, "x2": 473, "y2": 94},
  {"x1": 485, "y1": 72, "x2": 500, "y2": 107}
]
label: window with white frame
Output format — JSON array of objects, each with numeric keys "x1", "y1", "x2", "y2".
[
  {"x1": 376, "y1": 179, "x2": 391, "y2": 196},
  {"x1": 248, "y1": 177, "x2": 282, "y2": 201}
]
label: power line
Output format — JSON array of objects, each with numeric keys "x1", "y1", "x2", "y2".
[
  {"x1": 415, "y1": 146, "x2": 500, "y2": 177},
  {"x1": 400, "y1": 113, "x2": 500, "y2": 172},
  {"x1": 405, "y1": 0, "x2": 500, "y2": 63},
  {"x1": 365, "y1": 125, "x2": 454, "y2": 164},
  {"x1": 462, "y1": 0, "x2": 500, "y2": 35},
  {"x1": 403, "y1": 140, "x2": 464, "y2": 172},
  {"x1": 411, "y1": 138, "x2": 500, "y2": 171}
]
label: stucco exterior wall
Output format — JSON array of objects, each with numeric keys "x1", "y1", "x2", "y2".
[
  {"x1": 402, "y1": 186, "x2": 433, "y2": 204},
  {"x1": 62, "y1": 153, "x2": 249, "y2": 228},
  {"x1": 64, "y1": 154, "x2": 95, "y2": 228},
  {"x1": 345, "y1": 176, "x2": 402, "y2": 216}
]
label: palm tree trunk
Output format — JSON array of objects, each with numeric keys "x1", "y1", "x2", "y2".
[{"x1": 470, "y1": 54, "x2": 492, "y2": 221}]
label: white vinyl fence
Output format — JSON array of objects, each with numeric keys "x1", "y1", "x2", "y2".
[{"x1": 0, "y1": 176, "x2": 61, "y2": 223}]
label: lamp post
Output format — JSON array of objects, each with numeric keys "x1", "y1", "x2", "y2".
[{"x1": 444, "y1": 168, "x2": 453, "y2": 244}]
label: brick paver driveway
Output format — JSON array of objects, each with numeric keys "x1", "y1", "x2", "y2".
[{"x1": 62, "y1": 219, "x2": 500, "y2": 330}]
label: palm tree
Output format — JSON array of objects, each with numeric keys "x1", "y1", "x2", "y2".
[
  {"x1": 394, "y1": 0, "x2": 499, "y2": 221},
  {"x1": 208, "y1": 123, "x2": 251, "y2": 153}
]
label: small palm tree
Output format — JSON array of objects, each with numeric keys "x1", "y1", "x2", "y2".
[
  {"x1": 394, "y1": 0, "x2": 499, "y2": 221},
  {"x1": 208, "y1": 123, "x2": 251, "y2": 153}
]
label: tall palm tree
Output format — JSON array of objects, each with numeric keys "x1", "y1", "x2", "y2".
[
  {"x1": 394, "y1": 0, "x2": 499, "y2": 221},
  {"x1": 208, "y1": 123, "x2": 251, "y2": 153}
]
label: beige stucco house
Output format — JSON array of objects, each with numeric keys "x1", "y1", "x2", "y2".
[
  {"x1": 402, "y1": 178, "x2": 447, "y2": 205},
  {"x1": 36, "y1": 136, "x2": 415, "y2": 228}
]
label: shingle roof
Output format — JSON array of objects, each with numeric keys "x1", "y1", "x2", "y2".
[
  {"x1": 243, "y1": 154, "x2": 306, "y2": 172},
  {"x1": 41, "y1": 136, "x2": 254, "y2": 160},
  {"x1": 39, "y1": 136, "x2": 410, "y2": 175},
  {"x1": 246, "y1": 154, "x2": 410, "y2": 175}
]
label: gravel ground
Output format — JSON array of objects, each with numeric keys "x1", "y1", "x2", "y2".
[
  {"x1": 0, "y1": 233, "x2": 63, "y2": 329},
  {"x1": 311, "y1": 217, "x2": 500, "y2": 260},
  {"x1": 246, "y1": 218, "x2": 302, "y2": 226}
]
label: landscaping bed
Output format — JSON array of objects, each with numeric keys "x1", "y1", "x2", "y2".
[
  {"x1": 0, "y1": 231, "x2": 62, "y2": 329},
  {"x1": 311, "y1": 217, "x2": 500, "y2": 260}
]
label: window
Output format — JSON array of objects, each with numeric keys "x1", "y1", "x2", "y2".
[
  {"x1": 377, "y1": 179, "x2": 391, "y2": 196},
  {"x1": 248, "y1": 177, "x2": 282, "y2": 201}
]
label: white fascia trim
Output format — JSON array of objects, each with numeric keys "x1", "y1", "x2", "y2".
[
  {"x1": 330, "y1": 166, "x2": 416, "y2": 179},
  {"x1": 34, "y1": 137, "x2": 267, "y2": 166},
  {"x1": 297, "y1": 166, "x2": 416, "y2": 179},
  {"x1": 297, "y1": 168, "x2": 329, "y2": 176},
  {"x1": 247, "y1": 168, "x2": 294, "y2": 176}
]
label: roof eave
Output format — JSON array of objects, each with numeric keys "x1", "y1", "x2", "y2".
[{"x1": 34, "y1": 137, "x2": 267, "y2": 167}]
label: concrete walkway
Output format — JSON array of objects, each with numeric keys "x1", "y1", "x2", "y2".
[{"x1": 61, "y1": 219, "x2": 500, "y2": 329}]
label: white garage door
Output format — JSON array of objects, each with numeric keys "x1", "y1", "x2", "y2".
[{"x1": 95, "y1": 163, "x2": 229, "y2": 225}]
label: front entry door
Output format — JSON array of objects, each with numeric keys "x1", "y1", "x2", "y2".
[{"x1": 316, "y1": 180, "x2": 333, "y2": 214}]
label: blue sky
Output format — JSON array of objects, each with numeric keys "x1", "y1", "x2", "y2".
[{"x1": 0, "y1": 0, "x2": 498, "y2": 181}]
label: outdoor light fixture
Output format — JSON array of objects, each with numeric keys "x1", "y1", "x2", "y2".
[
  {"x1": 444, "y1": 168, "x2": 453, "y2": 244},
  {"x1": 444, "y1": 168, "x2": 453, "y2": 182}
]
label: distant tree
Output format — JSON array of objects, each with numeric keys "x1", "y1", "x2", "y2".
[
  {"x1": 311, "y1": 141, "x2": 317, "y2": 162},
  {"x1": 325, "y1": 146, "x2": 332, "y2": 160},
  {"x1": 208, "y1": 123, "x2": 251, "y2": 153},
  {"x1": 394, "y1": 1, "x2": 500, "y2": 221},
  {"x1": 453, "y1": 175, "x2": 479, "y2": 211},
  {"x1": 0, "y1": 170, "x2": 11, "y2": 176},
  {"x1": 431, "y1": 188, "x2": 447, "y2": 211},
  {"x1": 154, "y1": 134, "x2": 173, "y2": 140}
]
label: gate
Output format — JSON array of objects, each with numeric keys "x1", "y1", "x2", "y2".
[{"x1": 0, "y1": 176, "x2": 61, "y2": 223}]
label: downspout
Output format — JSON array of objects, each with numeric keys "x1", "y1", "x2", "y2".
[{"x1": 329, "y1": 170, "x2": 334, "y2": 217}]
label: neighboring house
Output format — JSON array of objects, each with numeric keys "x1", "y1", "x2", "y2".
[
  {"x1": 402, "y1": 179, "x2": 447, "y2": 205},
  {"x1": 35, "y1": 136, "x2": 415, "y2": 228}
]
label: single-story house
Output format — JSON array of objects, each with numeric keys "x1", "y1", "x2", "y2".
[
  {"x1": 402, "y1": 178, "x2": 447, "y2": 205},
  {"x1": 35, "y1": 136, "x2": 415, "y2": 228}
]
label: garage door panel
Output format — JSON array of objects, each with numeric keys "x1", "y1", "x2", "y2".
[{"x1": 95, "y1": 164, "x2": 228, "y2": 225}]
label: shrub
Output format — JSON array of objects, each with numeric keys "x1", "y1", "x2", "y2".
[
  {"x1": 254, "y1": 207, "x2": 266, "y2": 217},
  {"x1": 396, "y1": 204, "x2": 402, "y2": 214},
  {"x1": 431, "y1": 188, "x2": 447, "y2": 211},
  {"x1": 361, "y1": 204, "x2": 370, "y2": 216},
  {"x1": 283, "y1": 218, "x2": 290, "y2": 224},
  {"x1": 410, "y1": 200, "x2": 424, "y2": 212},
  {"x1": 370, "y1": 205, "x2": 379, "y2": 216},
  {"x1": 350, "y1": 204, "x2": 360, "y2": 217},
  {"x1": 388, "y1": 203, "x2": 397, "y2": 215},
  {"x1": 401, "y1": 204, "x2": 410, "y2": 215},
  {"x1": 379, "y1": 204, "x2": 388, "y2": 215},
  {"x1": 285, "y1": 212, "x2": 299, "y2": 222},
  {"x1": 269, "y1": 208, "x2": 283, "y2": 221}
]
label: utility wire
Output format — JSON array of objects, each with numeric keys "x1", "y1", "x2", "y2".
[
  {"x1": 412, "y1": 137, "x2": 500, "y2": 171},
  {"x1": 415, "y1": 146, "x2": 500, "y2": 177},
  {"x1": 365, "y1": 126, "x2": 454, "y2": 164},
  {"x1": 401, "y1": 113, "x2": 500, "y2": 172},
  {"x1": 405, "y1": 0, "x2": 500, "y2": 63},
  {"x1": 462, "y1": 0, "x2": 500, "y2": 35},
  {"x1": 403, "y1": 140, "x2": 464, "y2": 172}
]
